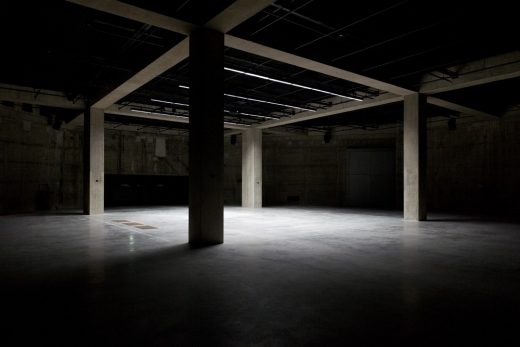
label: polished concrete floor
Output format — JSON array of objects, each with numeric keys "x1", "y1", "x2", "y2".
[{"x1": 1, "y1": 206, "x2": 519, "y2": 346}]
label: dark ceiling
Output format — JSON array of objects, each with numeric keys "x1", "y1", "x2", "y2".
[
  {"x1": 230, "y1": 0, "x2": 518, "y2": 89},
  {"x1": 1, "y1": 0, "x2": 519, "y2": 130}
]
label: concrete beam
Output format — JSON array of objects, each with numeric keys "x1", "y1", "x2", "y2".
[
  {"x1": 73, "y1": 0, "x2": 273, "y2": 112},
  {"x1": 206, "y1": 0, "x2": 273, "y2": 33},
  {"x1": 225, "y1": 35, "x2": 415, "y2": 96},
  {"x1": 63, "y1": 113, "x2": 84, "y2": 129},
  {"x1": 427, "y1": 96, "x2": 495, "y2": 118},
  {"x1": 72, "y1": 96, "x2": 491, "y2": 133},
  {"x1": 65, "y1": 104, "x2": 251, "y2": 131},
  {"x1": 264, "y1": 127, "x2": 309, "y2": 137},
  {"x1": 105, "y1": 104, "x2": 189, "y2": 124},
  {"x1": 68, "y1": 0, "x2": 502, "y2": 129},
  {"x1": 67, "y1": 0, "x2": 272, "y2": 36},
  {"x1": 0, "y1": 83, "x2": 85, "y2": 110},
  {"x1": 225, "y1": 126, "x2": 309, "y2": 137},
  {"x1": 105, "y1": 104, "x2": 250, "y2": 130},
  {"x1": 66, "y1": 0, "x2": 195, "y2": 35},
  {"x1": 420, "y1": 51, "x2": 520, "y2": 94},
  {"x1": 224, "y1": 127, "x2": 309, "y2": 137},
  {"x1": 254, "y1": 94, "x2": 403, "y2": 129},
  {"x1": 92, "y1": 38, "x2": 189, "y2": 109}
]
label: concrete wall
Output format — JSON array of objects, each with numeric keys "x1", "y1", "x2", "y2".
[
  {"x1": 263, "y1": 113, "x2": 520, "y2": 214},
  {"x1": 263, "y1": 133, "x2": 395, "y2": 206},
  {"x1": 104, "y1": 130, "x2": 189, "y2": 176},
  {"x1": 0, "y1": 105, "x2": 83, "y2": 213},
  {"x1": 2, "y1": 103, "x2": 519, "y2": 215},
  {"x1": 427, "y1": 114, "x2": 520, "y2": 215}
]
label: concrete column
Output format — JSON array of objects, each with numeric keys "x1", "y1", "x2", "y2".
[
  {"x1": 242, "y1": 129, "x2": 262, "y2": 208},
  {"x1": 83, "y1": 107, "x2": 104, "y2": 215},
  {"x1": 403, "y1": 93, "x2": 427, "y2": 221},
  {"x1": 189, "y1": 28, "x2": 224, "y2": 245}
]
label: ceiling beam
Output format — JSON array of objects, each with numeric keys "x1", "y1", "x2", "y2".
[
  {"x1": 206, "y1": 0, "x2": 273, "y2": 33},
  {"x1": 92, "y1": 38, "x2": 189, "y2": 109},
  {"x1": 420, "y1": 51, "x2": 520, "y2": 94},
  {"x1": 106, "y1": 105, "x2": 189, "y2": 124},
  {"x1": 67, "y1": 95, "x2": 494, "y2": 132},
  {"x1": 224, "y1": 127, "x2": 309, "y2": 137},
  {"x1": 69, "y1": 0, "x2": 273, "y2": 112},
  {"x1": 251, "y1": 93, "x2": 496, "y2": 129},
  {"x1": 63, "y1": 113, "x2": 84, "y2": 129},
  {"x1": 0, "y1": 83, "x2": 85, "y2": 110},
  {"x1": 66, "y1": 0, "x2": 195, "y2": 35},
  {"x1": 67, "y1": 0, "x2": 502, "y2": 128},
  {"x1": 254, "y1": 94, "x2": 403, "y2": 129},
  {"x1": 105, "y1": 104, "x2": 250, "y2": 130},
  {"x1": 427, "y1": 97, "x2": 495, "y2": 118},
  {"x1": 263, "y1": 127, "x2": 309, "y2": 137},
  {"x1": 225, "y1": 35, "x2": 416, "y2": 96}
]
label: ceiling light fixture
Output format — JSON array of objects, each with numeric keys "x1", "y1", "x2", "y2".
[
  {"x1": 151, "y1": 98, "x2": 189, "y2": 107},
  {"x1": 224, "y1": 93, "x2": 316, "y2": 112},
  {"x1": 224, "y1": 109, "x2": 278, "y2": 120},
  {"x1": 224, "y1": 67, "x2": 363, "y2": 101},
  {"x1": 179, "y1": 85, "x2": 315, "y2": 112},
  {"x1": 225, "y1": 121, "x2": 251, "y2": 127},
  {"x1": 133, "y1": 107, "x2": 270, "y2": 123},
  {"x1": 151, "y1": 98, "x2": 279, "y2": 120},
  {"x1": 130, "y1": 108, "x2": 189, "y2": 118}
]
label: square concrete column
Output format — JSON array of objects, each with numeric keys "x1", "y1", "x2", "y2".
[
  {"x1": 403, "y1": 93, "x2": 427, "y2": 221},
  {"x1": 189, "y1": 28, "x2": 224, "y2": 245},
  {"x1": 83, "y1": 107, "x2": 104, "y2": 215},
  {"x1": 242, "y1": 129, "x2": 262, "y2": 208}
]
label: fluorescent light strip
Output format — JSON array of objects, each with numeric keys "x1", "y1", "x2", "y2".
[
  {"x1": 225, "y1": 121, "x2": 250, "y2": 127},
  {"x1": 151, "y1": 98, "x2": 189, "y2": 107},
  {"x1": 132, "y1": 108, "x2": 261, "y2": 125},
  {"x1": 224, "y1": 109, "x2": 278, "y2": 120},
  {"x1": 224, "y1": 67, "x2": 363, "y2": 102},
  {"x1": 225, "y1": 93, "x2": 315, "y2": 112},
  {"x1": 178, "y1": 85, "x2": 314, "y2": 112},
  {"x1": 152, "y1": 97, "x2": 279, "y2": 120},
  {"x1": 131, "y1": 108, "x2": 188, "y2": 118}
]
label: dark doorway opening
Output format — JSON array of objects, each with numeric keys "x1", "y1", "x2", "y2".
[{"x1": 345, "y1": 148, "x2": 396, "y2": 208}]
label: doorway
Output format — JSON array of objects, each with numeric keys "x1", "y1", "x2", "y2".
[{"x1": 345, "y1": 148, "x2": 395, "y2": 208}]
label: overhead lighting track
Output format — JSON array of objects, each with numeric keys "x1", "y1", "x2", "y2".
[
  {"x1": 224, "y1": 67, "x2": 363, "y2": 101},
  {"x1": 131, "y1": 108, "x2": 250, "y2": 127},
  {"x1": 224, "y1": 93, "x2": 316, "y2": 112},
  {"x1": 151, "y1": 98, "x2": 281, "y2": 119},
  {"x1": 224, "y1": 121, "x2": 251, "y2": 127},
  {"x1": 141, "y1": 101, "x2": 275, "y2": 121},
  {"x1": 224, "y1": 109, "x2": 278, "y2": 120},
  {"x1": 130, "y1": 108, "x2": 188, "y2": 118},
  {"x1": 175, "y1": 85, "x2": 316, "y2": 112},
  {"x1": 151, "y1": 98, "x2": 189, "y2": 107}
]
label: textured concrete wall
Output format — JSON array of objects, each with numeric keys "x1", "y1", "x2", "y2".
[
  {"x1": 104, "y1": 130, "x2": 189, "y2": 176},
  {"x1": 263, "y1": 133, "x2": 395, "y2": 206},
  {"x1": 428, "y1": 114, "x2": 520, "y2": 215},
  {"x1": 0, "y1": 105, "x2": 82, "y2": 213},
  {"x1": 2, "y1": 104, "x2": 519, "y2": 215}
]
